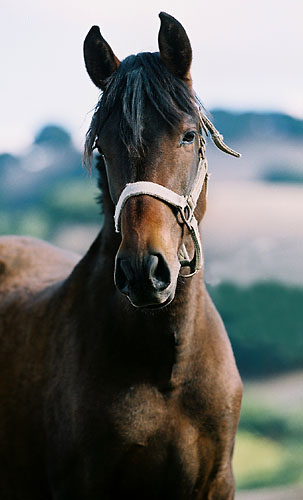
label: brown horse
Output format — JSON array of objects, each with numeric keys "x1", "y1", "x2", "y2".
[{"x1": 0, "y1": 12, "x2": 242, "y2": 500}]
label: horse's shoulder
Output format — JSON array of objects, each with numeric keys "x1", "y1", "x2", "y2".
[{"x1": 0, "y1": 235, "x2": 81, "y2": 292}]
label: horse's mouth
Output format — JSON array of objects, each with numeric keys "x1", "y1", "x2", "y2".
[
  {"x1": 126, "y1": 286, "x2": 175, "y2": 310},
  {"x1": 143, "y1": 293, "x2": 174, "y2": 310}
]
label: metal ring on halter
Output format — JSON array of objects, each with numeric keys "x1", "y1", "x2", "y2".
[{"x1": 179, "y1": 196, "x2": 195, "y2": 226}]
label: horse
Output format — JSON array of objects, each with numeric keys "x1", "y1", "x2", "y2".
[{"x1": 0, "y1": 12, "x2": 242, "y2": 500}]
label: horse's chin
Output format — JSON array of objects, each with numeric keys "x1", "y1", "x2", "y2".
[
  {"x1": 127, "y1": 285, "x2": 176, "y2": 310},
  {"x1": 142, "y1": 293, "x2": 174, "y2": 310}
]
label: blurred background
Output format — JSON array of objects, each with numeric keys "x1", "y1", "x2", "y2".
[{"x1": 0, "y1": 1, "x2": 302, "y2": 498}]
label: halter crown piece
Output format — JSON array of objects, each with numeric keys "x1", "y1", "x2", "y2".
[{"x1": 114, "y1": 108, "x2": 241, "y2": 278}]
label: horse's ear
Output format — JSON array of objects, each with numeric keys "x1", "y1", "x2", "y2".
[
  {"x1": 158, "y1": 12, "x2": 192, "y2": 83},
  {"x1": 84, "y1": 26, "x2": 120, "y2": 90}
]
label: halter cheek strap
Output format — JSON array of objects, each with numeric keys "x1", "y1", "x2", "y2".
[{"x1": 114, "y1": 156, "x2": 209, "y2": 277}]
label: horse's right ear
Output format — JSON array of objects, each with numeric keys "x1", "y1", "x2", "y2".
[{"x1": 84, "y1": 26, "x2": 120, "y2": 90}]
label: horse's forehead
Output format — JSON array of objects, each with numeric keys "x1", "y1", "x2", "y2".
[{"x1": 100, "y1": 108, "x2": 196, "y2": 146}]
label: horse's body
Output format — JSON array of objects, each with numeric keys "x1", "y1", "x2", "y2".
[{"x1": 0, "y1": 13, "x2": 242, "y2": 500}]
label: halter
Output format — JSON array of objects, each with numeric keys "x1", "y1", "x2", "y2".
[{"x1": 113, "y1": 108, "x2": 241, "y2": 278}]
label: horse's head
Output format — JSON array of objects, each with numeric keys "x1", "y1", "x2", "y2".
[{"x1": 83, "y1": 13, "x2": 239, "y2": 308}]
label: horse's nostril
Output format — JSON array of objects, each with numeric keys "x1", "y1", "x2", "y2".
[
  {"x1": 150, "y1": 254, "x2": 171, "y2": 291},
  {"x1": 115, "y1": 253, "x2": 171, "y2": 296},
  {"x1": 120, "y1": 259, "x2": 135, "y2": 282},
  {"x1": 146, "y1": 255, "x2": 158, "y2": 279},
  {"x1": 115, "y1": 258, "x2": 130, "y2": 294}
]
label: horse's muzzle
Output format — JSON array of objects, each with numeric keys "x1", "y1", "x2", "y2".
[{"x1": 114, "y1": 253, "x2": 175, "y2": 308}]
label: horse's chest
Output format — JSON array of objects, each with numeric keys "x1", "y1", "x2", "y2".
[
  {"x1": 105, "y1": 384, "x2": 203, "y2": 492},
  {"x1": 108, "y1": 385, "x2": 173, "y2": 444},
  {"x1": 111, "y1": 385, "x2": 204, "y2": 459}
]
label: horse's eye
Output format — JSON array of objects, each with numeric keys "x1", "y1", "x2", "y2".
[{"x1": 181, "y1": 131, "x2": 196, "y2": 144}]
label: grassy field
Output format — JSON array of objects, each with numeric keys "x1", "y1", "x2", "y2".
[
  {"x1": 236, "y1": 484, "x2": 303, "y2": 500},
  {"x1": 234, "y1": 372, "x2": 303, "y2": 491}
]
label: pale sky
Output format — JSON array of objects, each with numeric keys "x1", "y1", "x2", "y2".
[{"x1": 1, "y1": 0, "x2": 302, "y2": 153}]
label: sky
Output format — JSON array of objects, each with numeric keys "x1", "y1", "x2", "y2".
[{"x1": 0, "y1": 0, "x2": 302, "y2": 153}]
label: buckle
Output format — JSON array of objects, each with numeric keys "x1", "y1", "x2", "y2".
[{"x1": 179, "y1": 196, "x2": 195, "y2": 227}]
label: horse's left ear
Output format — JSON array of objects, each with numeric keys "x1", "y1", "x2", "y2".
[
  {"x1": 158, "y1": 12, "x2": 192, "y2": 83},
  {"x1": 84, "y1": 26, "x2": 120, "y2": 90}
]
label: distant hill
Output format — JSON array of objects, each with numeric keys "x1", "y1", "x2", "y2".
[
  {"x1": 0, "y1": 124, "x2": 84, "y2": 208},
  {"x1": 210, "y1": 110, "x2": 303, "y2": 142},
  {"x1": 201, "y1": 110, "x2": 303, "y2": 183}
]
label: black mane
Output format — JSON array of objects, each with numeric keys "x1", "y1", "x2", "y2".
[{"x1": 84, "y1": 52, "x2": 199, "y2": 166}]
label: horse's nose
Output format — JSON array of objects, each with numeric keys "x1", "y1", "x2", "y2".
[{"x1": 115, "y1": 253, "x2": 171, "y2": 306}]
